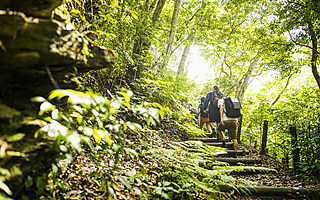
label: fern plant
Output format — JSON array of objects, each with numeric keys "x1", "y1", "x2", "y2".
[
  {"x1": 148, "y1": 140, "x2": 276, "y2": 199},
  {"x1": 30, "y1": 88, "x2": 169, "y2": 197}
]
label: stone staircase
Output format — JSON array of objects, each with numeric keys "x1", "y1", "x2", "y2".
[{"x1": 193, "y1": 133, "x2": 320, "y2": 199}]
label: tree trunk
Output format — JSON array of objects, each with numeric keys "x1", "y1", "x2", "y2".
[
  {"x1": 177, "y1": 31, "x2": 194, "y2": 76},
  {"x1": 151, "y1": 0, "x2": 166, "y2": 23},
  {"x1": 176, "y1": 0, "x2": 207, "y2": 77},
  {"x1": 236, "y1": 56, "x2": 259, "y2": 102},
  {"x1": 163, "y1": 0, "x2": 182, "y2": 68},
  {"x1": 308, "y1": 21, "x2": 320, "y2": 90},
  {"x1": 126, "y1": 0, "x2": 166, "y2": 82}
]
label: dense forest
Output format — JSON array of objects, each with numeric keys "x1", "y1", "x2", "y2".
[{"x1": 1, "y1": 0, "x2": 320, "y2": 199}]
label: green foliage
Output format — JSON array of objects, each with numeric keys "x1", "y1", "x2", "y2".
[
  {"x1": 242, "y1": 75, "x2": 320, "y2": 177},
  {"x1": 33, "y1": 88, "x2": 168, "y2": 147},
  {"x1": 31, "y1": 89, "x2": 169, "y2": 197},
  {"x1": 0, "y1": 104, "x2": 30, "y2": 200},
  {"x1": 28, "y1": 87, "x2": 277, "y2": 200}
]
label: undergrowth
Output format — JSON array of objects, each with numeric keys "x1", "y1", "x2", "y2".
[{"x1": 26, "y1": 88, "x2": 276, "y2": 200}]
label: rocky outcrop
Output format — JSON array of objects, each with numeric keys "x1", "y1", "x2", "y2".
[
  {"x1": 0, "y1": 0, "x2": 62, "y2": 18},
  {"x1": 0, "y1": 1, "x2": 115, "y2": 109},
  {"x1": 0, "y1": 1, "x2": 115, "y2": 198}
]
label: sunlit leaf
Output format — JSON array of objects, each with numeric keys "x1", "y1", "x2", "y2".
[
  {"x1": 104, "y1": 130, "x2": 112, "y2": 146},
  {"x1": 116, "y1": 175, "x2": 131, "y2": 189},
  {"x1": 122, "y1": 92, "x2": 130, "y2": 102},
  {"x1": 39, "y1": 102, "x2": 55, "y2": 115},
  {"x1": 76, "y1": 113, "x2": 83, "y2": 124},
  {"x1": 67, "y1": 133, "x2": 82, "y2": 152},
  {"x1": 30, "y1": 96, "x2": 46, "y2": 103},
  {"x1": 6, "y1": 133, "x2": 25, "y2": 142},
  {"x1": 59, "y1": 145, "x2": 68, "y2": 152},
  {"x1": 84, "y1": 127, "x2": 93, "y2": 136},
  {"x1": 51, "y1": 109, "x2": 59, "y2": 119},
  {"x1": 133, "y1": 187, "x2": 141, "y2": 196},
  {"x1": 70, "y1": 9, "x2": 81, "y2": 15},
  {"x1": 0, "y1": 180, "x2": 12, "y2": 196},
  {"x1": 108, "y1": 186, "x2": 115, "y2": 197},
  {"x1": 52, "y1": 163, "x2": 58, "y2": 175},
  {"x1": 48, "y1": 89, "x2": 69, "y2": 100},
  {"x1": 110, "y1": 100, "x2": 121, "y2": 110},
  {"x1": 93, "y1": 128, "x2": 101, "y2": 143}
]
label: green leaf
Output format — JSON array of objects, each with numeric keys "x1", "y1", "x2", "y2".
[
  {"x1": 36, "y1": 177, "x2": 45, "y2": 194},
  {"x1": 108, "y1": 186, "x2": 115, "y2": 196},
  {"x1": 39, "y1": 102, "x2": 55, "y2": 115},
  {"x1": 116, "y1": 175, "x2": 131, "y2": 189},
  {"x1": 52, "y1": 164, "x2": 58, "y2": 175},
  {"x1": 93, "y1": 128, "x2": 101, "y2": 143},
  {"x1": 21, "y1": 195, "x2": 29, "y2": 200},
  {"x1": 0, "y1": 180, "x2": 12, "y2": 196},
  {"x1": 6, "y1": 133, "x2": 25, "y2": 142},
  {"x1": 0, "y1": 192, "x2": 13, "y2": 200},
  {"x1": 104, "y1": 130, "x2": 112, "y2": 146},
  {"x1": 25, "y1": 176, "x2": 33, "y2": 189},
  {"x1": 30, "y1": 96, "x2": 46, "y2": 103},
  {"x1": 133, "y1": 187, "x2": 141, "y2": 196},
  {"x1": 48, "y1": 89, "x2": 69, "y2": 100},
  {"x1": 131, "y1": 11, "x2": 138, "y2": 20},
  {"x1": 124, "y1": 148, "x2": 138, "y2": 158}
]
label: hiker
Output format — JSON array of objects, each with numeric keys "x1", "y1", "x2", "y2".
[
  {"x1": 203, "y1": 85, "x2": 224, "y2": 136},
  {"x1": 188, "y1": 103, "x2": 198, "y2": 125},
  {"x1": 198, "y1": 97, "x2": 214, "y2": 133},
  {"x1": 216, "y1": 97, "x2": 241, "y2": 158},
  {"x1": 213, "y1": 85, "x2": 225, "y2": 98}
]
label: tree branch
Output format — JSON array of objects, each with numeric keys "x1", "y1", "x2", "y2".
[
  {"x1": 288, "y1": 31, "x2": 314, "y2": 50},
  {"x1": 269, "y1": 74, "x2": 293, "y2": 109}
]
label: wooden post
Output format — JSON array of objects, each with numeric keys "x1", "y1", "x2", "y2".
[
  {"x1": 237, "y1": 115, "x2": 242, "y2": 143},
  {"x1": 261, "y1": 120, "x2": 268, "y2": 155},
  {"x1": 290, "y1": 126, "x2": 299, "y2": 171}
]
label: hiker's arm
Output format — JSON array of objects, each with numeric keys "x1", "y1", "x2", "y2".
[
  {"x1": 197, "y1": 107, "x2": 201, "y2": 119},
  {"x1": 203, "y1": 93, "x2": 210, "y2": 110},
  {"x1": 236, "y1": 117, "x2": 240, "y2": 127}
]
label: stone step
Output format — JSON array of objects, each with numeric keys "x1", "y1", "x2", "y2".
[
  {"x1": 212, "y1": 157, "x2": 262, "y2": 164},
  {"x1": 219, "y1": 185, "x2": 320, "y2": 199},
  {"x1": 218, "y1": 149, "x2": 249, "y2": 157},
  {"x1": 205, "y1": 141, "x2": 233, "y2": 146},
  {"x1": 191, "y1": 137, "x2": 226, "y2": 142}
]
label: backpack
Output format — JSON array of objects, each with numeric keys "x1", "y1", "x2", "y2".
[
  {"x1": 189, "y1": 108, "x2": 198, "y2": 119},
  {"x1": 208, "y1": 91, "x2": 221, "y2": 123},
  {"x1": 224, "y1": 97, "x2": 242, "y2": 118}
]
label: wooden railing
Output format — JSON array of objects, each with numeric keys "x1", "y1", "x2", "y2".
[{"x1": 259, "y1": 120, "x2": 300, "y2": 170}]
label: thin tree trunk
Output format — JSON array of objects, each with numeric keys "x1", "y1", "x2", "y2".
[
  {"x1": 163, "y1": 0, "x2": 182, "y2": 68},
  {"x1": 236, "y1": 56, "x2": 260, "y2": 102},
  {"x1": 177, "y1": 0, "x2": 207, "y2": 77},
  {"x1": 177, "y1": 31, "x2": 194, "y2": 76},
  {"x1": 152, "y1": 0, "x2": 166, "y2": 24},
  {"x1": 269, "y1": 74, "x2": 293, "y2": 109}
]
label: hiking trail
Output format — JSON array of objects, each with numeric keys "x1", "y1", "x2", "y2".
[{"x1": 194, "y1": 133, "x2": 320, "y2": 200}]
